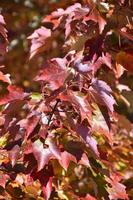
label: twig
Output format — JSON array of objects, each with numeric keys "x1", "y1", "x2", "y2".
[{"x1": 47, "y1": 99, "x2": 60, "y2": 126}]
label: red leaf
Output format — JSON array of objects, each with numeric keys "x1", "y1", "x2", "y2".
[
  {"x1": 76, "y1": 124, "x2": 99, "y2": 157},
  {"x1": 28, "y1": 26, "x2": 51, "y2": 59},
  {"x1": 64, "y1": 3, "x2": 90, "y2": 38},
  {"x1": 64, "y1": 3, "x2": 89, "y2": 18},
  {"x1": 78, "y1": 153, "x2": 90, "y2": 167},
  {"x1": 43, "y1": 14, "x2": 62, "y2": 30},
  {"x1": 67, "y1": 90, "x2": 92, "y2": 122},
  {"x1": 59, "y1": 151, "x2": 77, "y2": 170},
  {"x1": 32, "y1": 140, "x2": 52, "y2": 171},
  {"x1": 35, "y1": 58, "x2": 67, "y2": 90},
  {"x1": 8, "y1": 145, "x2": 20, "y2": 167},
  {"x1": 30, "y1": 169, "x2": 53, "y2": 200},
  {"x1": 46, "y1": 137, "x2": 61, "y2": 160},
  {"x1": 0, "y1": 172, "x2": 9, "y2": 188},
  {"x1": 32, "y1": 139, "x2": 61, "y2": 171},
  {"x1": 43, "y1": 3, "x2": 89, "y2": 37},
  {"x1": 19, "y1": 114, "x2": 40, "y2": 138},
  {"x1": 0, "y1": 85, "x2": 25, "y2": 105},
  {"x1": 0, "y1": 71, "x2": 11, "y2": 84},
  {"x1": 75, "y1": 53, "x2": 112, "y2": 74},
  {"x1": 84, "y1": 9, "x2": 106, "y2": 33},
  {"x1": 100, "y1": 53, "x2": 112, "y2": 69},
  {"x1": 106, "y1": 173, "x2": 129, "y2": 200},
  {"x1": 0, "y1": 15, "x2": 7, "y2": 40},
  {"x1": 42, "y1": 177, "x2": 52, "y2": 200},
  {"x1": 92, "y1": 104, "x2": 113, "y2": 144},
  {"x1": 89, "y1": 79, "x2": 116, "y2": 113},
  {"x1": 0, "y1": 15, "x2": 5, "y2": 25}
]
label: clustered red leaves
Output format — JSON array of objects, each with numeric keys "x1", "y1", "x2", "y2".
[{"x1": 0, "y1": 0, "x2": 133, "y2": 199}]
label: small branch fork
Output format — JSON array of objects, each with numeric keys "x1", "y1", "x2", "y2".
[{"x1": 47, "y1": 99, "x2": 60, "y2": 126}]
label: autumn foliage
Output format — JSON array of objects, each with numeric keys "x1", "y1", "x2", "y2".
[{"x1": 0, "y1": 0, "x2": 133, "y2": 199}]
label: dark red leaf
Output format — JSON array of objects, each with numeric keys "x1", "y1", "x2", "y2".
[
  {"x1": 42, "y1": 177, "x2": 52, "y2": 200},
  {"x1": 35, "y1": 58, "x2": 67, "y2": 90},
  {"x1": 0, "y1": 85, "x2": 25, "y2": 105},
  {"x1": 8, "y1": 145, "x2": 20, "y2": 167},
  {"x1": 19, "y1": 114, "x2": 40, "y2": 138}
]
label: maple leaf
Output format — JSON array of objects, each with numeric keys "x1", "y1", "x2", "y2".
[
  {"x1": 98, "y1": 52, "x2": 112, "y2": 69},
  {"x1": 32, "y1": 139, "x2": 61, "y2": 171},
  {"x1": 89, "y1": 79, "x2": 116, "y2": 113},
  {"x1": 59, "y1": 151, "x2": 77, "y2": 170},
  {"x1": 0, "y1": 172, "x2": 9, "y2": 188},
  {"x1": 43, "y1": 13, "x2": 62, "y2": 30},
  {"x1": 75, "y1": 53, "x2": 111, "y2": 74},
  {"x1": 64, "y1": 3, "x2": 89, "y2": 18},
  {"x1": 30, "y1": 169, "x2": 53, "y2": 200},
  {"x1": 67, "y1": 90, "x2": 92, "y2": 122},
  {"x1": 35, "y1": 58, "x2": 67, "y2": 90},
  {"x1": 0, "y1": 2, "x2": 132, "y2": 200},
  {"x1": 0, "y1": 15, "x2": 6, "y2": 25},
  {"x1": 92, "y1": 104, "x2": 113, "y2": 144},
  {"x1": 0, "y1": 85, "x2": 26, "y2": 105},
  {"x1": 106, "y1": 173, "x2": 129, "y2": 200},
  {"x1": 28, "y1": 26, "x2": 51, "y2": 59},
  {"x1": 32, "y1": 140, "x2": 52, "y2": 171},
  {"x1": 76, "y1": 124, "x2": 99, "y2": 157},
  {"x1": 78, "y1": 153, "x2": 90, "y2": 167},
  {"x1": 0, "y1": 71, "x2": 11, "y2": 84},
  {"x1": 45, "y1": 137, "x2": 61, "y2": 160},
  {"x1": 50, "y1": 3, "x2": 89, "y2": 20},
  {"x1": 64, "y1": 3, "x2": 90, "y2": 38},
  {"x1": 8, "y1": 145, "x2": 20, "y2": 166},
  {"x1": 18, "y1": 114, "x2": 40, "y2": 138},
  {"x1": 42, "y1": 177, "x2": 52, "y2": 200},
  {"x1": 74, "y1": 57, "x2": 93, "y2": 73},
  {"x1": 43, "y1": 3, "x2": 89, "y2": 38},
  {"x1": 84, "y1": 8, "x2": 106, "y2": 34},
  {"x1": 91, "y1": 53, "x2": 111, "y2": 74}
]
